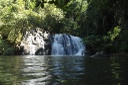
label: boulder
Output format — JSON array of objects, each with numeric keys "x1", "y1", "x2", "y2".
[{"x1": 20, "y1": 28, "x2": 51, "y2": 55}]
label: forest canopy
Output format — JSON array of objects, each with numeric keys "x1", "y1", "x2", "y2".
[{"x1": 0, "y1": 0, "x2": 128, "y2": 55}]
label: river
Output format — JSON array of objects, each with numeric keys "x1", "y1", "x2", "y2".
[{"x1": 0, "y1": 54, "x2": 128, "y2": 85}]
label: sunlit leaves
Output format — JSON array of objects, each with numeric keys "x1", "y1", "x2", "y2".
[
  {"x1": 48, "y1": 0, "x2": 54, "y2": 4},
  {"x1": 0, "y1": 0, "x2": 65, "y2": 44},
  {"x1": 107, "y1": 26, "x2": 121, "y2": 41},
  {"x1": 35, "y1": 0, "x2": 70, "y2": 8},
  {"x1": 35, "y1": 0, "x2": 47, "y2": 8}
]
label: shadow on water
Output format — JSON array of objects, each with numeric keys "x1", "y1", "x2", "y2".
[
  {"x1": 0, "y1": 54, "x2": 128, "y2": 85},
  {"x1": 84, "y1": 54, "x2": 128, "y2": 85}
]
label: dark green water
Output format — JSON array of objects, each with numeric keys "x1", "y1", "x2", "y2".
[{"x1": 0, "y1": 54, "x2": 128, "y2": 85}]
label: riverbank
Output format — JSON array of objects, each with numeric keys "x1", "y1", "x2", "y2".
[{"x1": 89, "y1": 51, "x2": 128, "y2": 58}]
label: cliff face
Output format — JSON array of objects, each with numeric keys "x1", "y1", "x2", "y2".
[{"x1": 20, "y1": 28, "x2": 51, "y2": 55}]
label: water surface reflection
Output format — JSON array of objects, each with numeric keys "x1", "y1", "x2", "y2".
[
  {"x1": 0, "y1": 54, "x2": 128, "y2": 85},
  {"x1": 21, "y1": 55, "x2": 85, "y2": 85}
]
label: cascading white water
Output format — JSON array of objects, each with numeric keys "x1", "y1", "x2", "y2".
[
  {"x1": 20, "y1": 28, "x2": 85, "y2": 55},
  {"x1": 51, "y1": 34, "x2": 85, "y2": 56}
]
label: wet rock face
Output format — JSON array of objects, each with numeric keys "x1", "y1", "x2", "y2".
[{"x1": 20, "y1": 28, "x2": 51, "y2": 55}]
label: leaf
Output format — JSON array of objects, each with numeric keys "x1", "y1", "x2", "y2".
[
  {"x1": 35, "y1": 1, "x2": 41, "y2": 7},
  {"x1": 41, "y1": 3, "x2": 44, "y2": 8},
  {"x1": 54, "y1": 0, "x2": 58, "y2": 5},
  {"x1": 48, "y1": 1, "x2": 54, "y2": 4}
]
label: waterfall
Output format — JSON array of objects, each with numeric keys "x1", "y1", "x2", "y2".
[
  {"x1": 20, "y1": 28, "x2": 85, "y2": 56},
  {"x1": 51, "y1": 34, "x2": 85, "y2": 56}
]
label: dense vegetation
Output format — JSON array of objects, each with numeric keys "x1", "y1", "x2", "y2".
[{"x1": 0, "y1": 0, "x2": 128, "y2": 55}]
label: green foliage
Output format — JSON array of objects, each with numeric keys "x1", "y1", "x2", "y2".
[
  {"x1": 79, "y1": 0, "x2": 128, "y2": 53},
  {"x1": 84, "y1": 35, "x2": 105, "y2": 52},
  {"x1": 35, "y1": 0, "x2": 70, "y2": 8},
  {"x1": 61, "y1": 0, "x2": 88, "y2": 35},
  {"x1": 0, "y1": 0, "x2": 65, "y2": 43},
  {"x1": 107, "y1": 26, "x2": 121, "y2": 41},
  {"x1": 41, "y1": 3, "x2": 64, "y2": 32},
  {"x1": 0, "y1": 0, "x2": 66, "y2": 55},
  {"x1": 0, "y1": 0, "x2": 128, "y2": 54},
  {"x1": 115, "y1": 25, "x2": 128, "y2": 52},
  {"x1": 84, "y1": 26, "x2": 122, "y2": 52},
  {"x1": 0, "y1": 35, "x2": 15, "y2": 55}
]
